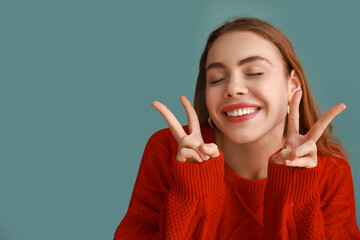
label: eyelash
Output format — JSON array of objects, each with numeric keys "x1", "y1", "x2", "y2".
[
  {"x1": 209, "y1": 78, "x2": 225, "y2": 84},
  {"x1": 209, "y1": 73, "x2": 264, "y2": 84},
  {"x1": 246, "y1": 72, "x2": 264, "y2": 76}
]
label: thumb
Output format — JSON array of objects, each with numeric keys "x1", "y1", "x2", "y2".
[{"x1": 199, "y1": 143, "x2": 220, "y2": 158}]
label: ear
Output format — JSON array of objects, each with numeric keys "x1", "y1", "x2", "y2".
[{"x1": 287, "y1": 69, "x2": 301, "y2": 103}]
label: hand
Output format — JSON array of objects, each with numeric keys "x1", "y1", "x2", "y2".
[
  {"x1": 151, "y1": 96, "x2": 220, "y2": 163},
  {"x1": 272, "y1": 90, "x2": 346, "y2": 168}
]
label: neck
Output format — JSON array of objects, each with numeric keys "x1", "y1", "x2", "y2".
[{"x1": 215, "y1": 123, "x2": 285, "y2": 180}]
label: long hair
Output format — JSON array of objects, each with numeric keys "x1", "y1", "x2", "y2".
[{"x1": 194, "y1": 17, "x2": 348, "y2": 161}]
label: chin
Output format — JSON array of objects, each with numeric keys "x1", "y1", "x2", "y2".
[
  {"x1": 230, "y1": 136, "x2": 259, "y2": 145},
  {"x1": 224, "y1": 130, "x2": 261, "y2": 145}
]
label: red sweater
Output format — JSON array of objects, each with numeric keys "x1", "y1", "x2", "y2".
[{"x1": 114, "y1": 125, "x2": 360, "y2": 239}]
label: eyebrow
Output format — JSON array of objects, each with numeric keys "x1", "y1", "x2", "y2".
[{"x1": 206, "y1": 56, "x2": 273, "y2": 73}]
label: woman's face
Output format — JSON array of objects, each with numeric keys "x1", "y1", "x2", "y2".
[{"x1": 205, "y1": 31, "x2": 297, "y2": 144}]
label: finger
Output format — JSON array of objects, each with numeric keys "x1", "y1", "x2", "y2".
[
  {"x1": 177, "y1": 148, "x2": 204, "y2": 163},
  {"x1": 179, "y1": 96, "x2": 201, "y2": 135},
  {"x1": 287, "y1": 90, "x2": 302, "y2": 134},
  {"x1": 285, "y1": 157, "x2": 318, "y2": 168},
  {"x1": 306, "y1": 103, "x2": 346, "y2": 142},
  {"x1": 199, "y1": 143, "x2": 220, "y2": 158},
  {"x1": 151, "y1": 101, "x2": 186, "y2": 143},
  {"x1": 288, "y1": 140, "x2": 316, "y2": 160},
  {"x1": 179, "y1": 135, "x2": 210, "y2": 160},
  {"x1": 271, "y1": 148, "x2": 289, "y2": 165}
]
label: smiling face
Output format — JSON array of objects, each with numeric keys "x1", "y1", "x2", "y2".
[{"x1": 206, "y1": 31, "x2": 298, "y2": 144}]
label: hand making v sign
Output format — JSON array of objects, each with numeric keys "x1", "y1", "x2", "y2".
[
  {"x1": 152, "y1": 92, "x2": 346, "y2": 168},
  {"x1": 151, "y1": 96, "x2": 220, "y2": 163},
  {"x1": 272, "y1": 90, "x2": 346, "y2": 168}
]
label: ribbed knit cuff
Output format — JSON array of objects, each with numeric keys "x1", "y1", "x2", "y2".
[
  {"x1": 267, "y1": 150, "x2": 321, "y2": 204},
  {"x1": 170, "y1": 151, "x2": 224, "y2": 201}
]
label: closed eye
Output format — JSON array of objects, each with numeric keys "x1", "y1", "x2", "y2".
[
  {"x1": 247, "y1": 73, "x2": 264, "y2": 76},
  {"x1": 246, "y1": 72, "x2": 264, "y2": 76},
  {"x1": 209, "y1": 78, "x2": 225, "y2": 84}
]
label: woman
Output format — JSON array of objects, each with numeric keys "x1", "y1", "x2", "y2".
[{"x1": 114, "y1": 17, "x2": 360, "y2": 239}]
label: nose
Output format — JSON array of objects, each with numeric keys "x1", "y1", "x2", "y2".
[{"x1": 224, "y1": 75, "x2": 248, "y2": 98}]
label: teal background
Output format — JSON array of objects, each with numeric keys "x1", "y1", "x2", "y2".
[{"x1": 1, "y1": 0, "x2": 359, "y2": 239}]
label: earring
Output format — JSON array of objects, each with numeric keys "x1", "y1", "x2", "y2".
[
  {"x1": 208, "y1": 117, "x2": 215, "y2": 129},
  {"x1": 287, "y1": 105, "x2": 290, "y2": 114}
]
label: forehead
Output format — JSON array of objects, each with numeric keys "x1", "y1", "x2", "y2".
[{"x1": 206, "y1": 31, "x2": 283, "y2": 67}]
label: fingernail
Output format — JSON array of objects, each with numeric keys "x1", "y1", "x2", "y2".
[
  {"x1": 204, "y1": 155, "x2": 210, "y2": 160},
  {"x1": 285, "y1": 160, "x2": 293, "y2": 165}
]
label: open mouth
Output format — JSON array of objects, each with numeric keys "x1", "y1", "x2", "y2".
[
  {"x1": 224, "y1": 107, "x2": 261, "y2": 117},
  {"x1": 223, "y1": 107, "x2": 262, "y2": 122}
]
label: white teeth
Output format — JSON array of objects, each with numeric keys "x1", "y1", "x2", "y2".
[{"x1": 226, "y1": 107, "x2": 259, "y2": 117}]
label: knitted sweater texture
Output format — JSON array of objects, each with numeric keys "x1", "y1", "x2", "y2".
[{"x1": 114, "y1": 125, "x2": 360, "y2": 239}]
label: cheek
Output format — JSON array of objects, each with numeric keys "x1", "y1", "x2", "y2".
[
  {"x1": 256, "y1": 82, "x2": 288, "y2": 113},
  {"x1": 263, "y1": 77, "x2": 288, "y2": 98},
  {"x1": 269, "y1": 87, "x2": 289, "y2": 116},
  {"x1": 205, "y1": 88, "x2": 219, "y2": 114}
]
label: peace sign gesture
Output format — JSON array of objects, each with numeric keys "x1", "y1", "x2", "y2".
[
  {"x1": 272, "y1": 90, "x2": 346, "y2": 168},
  {"x1": 151, "y1": 96, "x2": 220, "y2": 163}
]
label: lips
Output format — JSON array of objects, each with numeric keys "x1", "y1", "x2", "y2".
[
  {"x1": 221, "y1": 102, "x2": 262, "y2": 123},
  {"x1": 221, "y1": 102, "x2": 262, "y2": 113}
]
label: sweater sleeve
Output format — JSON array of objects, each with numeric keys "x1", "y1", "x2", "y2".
[
  {"x1": 264, "y1": 152, "x2": 360, "y2": 240},
  {"x1": 320, "y1": 158, "x2": 360, "y2": 239},
  {"x1": 113, "y1": 129, "x2": 225, "y2": 240}
]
